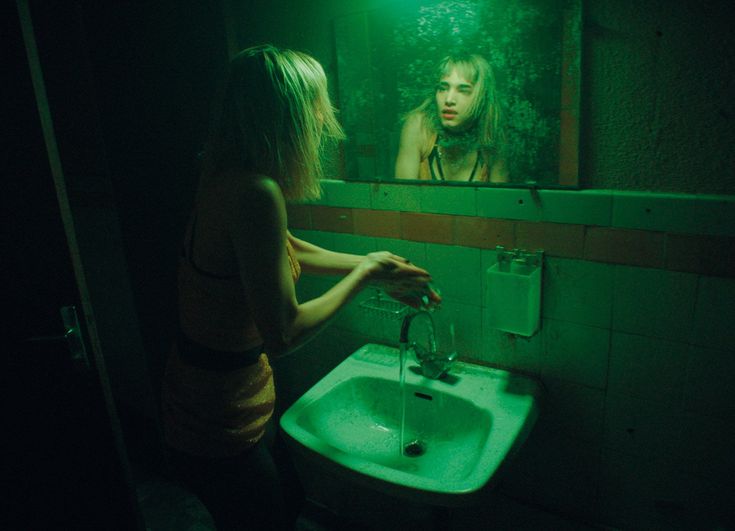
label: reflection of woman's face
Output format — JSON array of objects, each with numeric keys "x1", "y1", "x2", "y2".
[{"x1": 435, "y1": 68, "x2": 475, "y2": 132}]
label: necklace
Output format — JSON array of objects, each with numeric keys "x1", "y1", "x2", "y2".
[{"x1": 436, "y1": 145, "x2": 478, "y2": 180}]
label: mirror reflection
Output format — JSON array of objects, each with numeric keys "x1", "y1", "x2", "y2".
[
  {"x1": 394, "y1": 53, "x2": 509, "y2": 183},
  {"x1": 334, "y1": 0, "x2": 581, "y2": 187}
]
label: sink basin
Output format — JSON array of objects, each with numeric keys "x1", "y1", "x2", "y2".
[{"x1": 280, "y1": 343, "x2": 541, "y2": 506}]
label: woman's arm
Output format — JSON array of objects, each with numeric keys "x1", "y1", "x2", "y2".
[
  {"x1": 230, "y1": 177, "x2": 432, "y2": 357},
  {"x1": 394, "y1": 113, "x2": 425, "y2": 180},
  {"x1": 286, "y1": 232, "x2": 362, "y2": 276},
  {"x1": 489, "y1": 158, "x2": 509, "y2": 183},
  {"x1": 289, "y1": 231, "x2": 442, "y2": 309}
]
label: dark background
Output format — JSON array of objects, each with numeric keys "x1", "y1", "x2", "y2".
[{"x1": 4, "y1": 1, "x2": 228, "y2": 527}]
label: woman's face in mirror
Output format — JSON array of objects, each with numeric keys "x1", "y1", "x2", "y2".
[{"x1": 435, "y1": 68, "x2": 476, "y2": 133}]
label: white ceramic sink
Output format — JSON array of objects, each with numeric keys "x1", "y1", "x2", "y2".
[{"x1": 280, "y1": 343, "x2": 541, "y2": 506}]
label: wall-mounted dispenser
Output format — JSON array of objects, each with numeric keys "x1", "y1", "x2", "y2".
[{"x1": 485, "y1": 246, "x2": 543, "y2": 337}]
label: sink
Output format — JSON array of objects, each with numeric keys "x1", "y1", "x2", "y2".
[{"x1": 280, "y1": 343, "x2": 541, "y2": 507}]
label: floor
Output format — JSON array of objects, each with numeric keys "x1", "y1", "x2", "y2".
[
  {"x1": 134, "y1": 469, "x2": 214, "y2": 531},
  {"x1": 134, "y1": 466, "x2": 602, "y2": 531}
]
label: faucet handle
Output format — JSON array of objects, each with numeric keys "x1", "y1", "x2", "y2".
[{"x1": 412, "y1": 341, "x2": 456, "y2": 380}]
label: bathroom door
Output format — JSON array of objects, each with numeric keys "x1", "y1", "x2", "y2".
[{"x1": 4, "y1": 2, "x2": 143, "y2": 529}]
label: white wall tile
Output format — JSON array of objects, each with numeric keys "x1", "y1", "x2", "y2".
[
  {"x1": 533, "y1": 376, "x2": 605, "y2": 444},
  {"x1": 370, "y1": 183, "x2": 421, "y2": 211},
  {"x1": 542, "y1": 319, "x2": 610, "y2": 389},
  {"x1": 373, "y1": 237, "x2": 427, "y2": 265},
  {"x1": 514, "y1": 324, "x2": 545, "y2": 363},
  {"x1": 597, "y1": 448, "x2": 666, "y2": 530},
  {"x1": 612, "y1": 191, "x2": 699, "y2": 233},
  {"x1": 479, "y1": 312, "x2": 541, "y2": 373},
  {"x1": 608, "y1": 332, "x2": 688, "y2": 408},
  {"x1": 420, "y1": 185, "x2": 477, "y2": 216},
  {"x1": 543, "y1": 258, "x2": 613, "y2": 328},
  {"x1": 676, "y1": 411, "x2": 735, "y2": 487},
  {"x1": 320, "y1": 179, "x2": 371, "y2": 208},
  {"x1": 612, "y1": 266, "x2": 697, "y2": 342},
  {"x1": 693, "y1": 195, "x2": 735, "y2": 236},
  {"x1": 425, "y1": 243, "x2": 482, "y2": 306},
  {"x1": 295, "y1": 275, "x2": 337, "y2": 302},
  {"x1": 290, "y1": 229, "x2": 335, "y2": 250},
  {"x1": 480, "y1": 248, "x2": 500, "y2": 300},
  {"x1": 476, "y1": 187, "x2": 542, "y2": 221},
  {"x1": 692, "y1": 275, "x2": 735, "y2": 350},
  {"x1": 602, "y1": 394, "x2": 683, "y2": 459},
  {"x1": 538, "y1": 189, "x2": 612, "y2": 226},
  {"x1": 317, "y1": 182, "x2": 734, "y2": 236},
  {"x1": 330, "y1": 232, "x2": 375, "y2": 256},
  {"x1": 503, "y1": 433, "x2": 600, "y2": 521},
  {"x1": 430, "y1": 300, "x2": 482, "y2": 360},
  {"x1": 334, "y1": 289, "x2": 388, "y2": 339},
  {"x1": 683, "y1": 345, "x2": 735, "y2": 420},
  {"x1": 598, "y1": 447, "x2": 726, "y2": 530}
]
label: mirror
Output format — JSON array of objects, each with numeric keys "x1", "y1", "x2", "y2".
[{"x1": 333, "y1": 0, "x2": 581, "y2": 187}]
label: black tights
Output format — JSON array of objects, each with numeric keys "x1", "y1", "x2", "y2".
[{"x1": 166, "y1": 433, "x2": 303, "y2": 530}]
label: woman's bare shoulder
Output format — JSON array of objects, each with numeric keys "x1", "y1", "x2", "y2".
[
  {"x1": 225, "y1": 173, "x2": 286, "y2": 229},
  {"x1": 214, "y1": 171, "x2": 280, "y2": 204},
  {"x1": 401, "y1": 112, "x2": 435, "y2": 159},
  {"x1": 197, "y1": 171, "x2": 284, "y2": 228},
  {"x1": 402, "y1": 111, "x2": 427, "y2": 133}
]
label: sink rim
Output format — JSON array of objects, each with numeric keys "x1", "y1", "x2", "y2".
[{"x1": 280, "y1": 343, "x2": 541, "y2": 505}]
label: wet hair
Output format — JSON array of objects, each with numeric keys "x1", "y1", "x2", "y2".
[
  {"x1": 200, "y1": 44, "x2": 344, "y2": 200},
  {"x1": 407, "y1": 53, "x2": 503, "y2": 154}
]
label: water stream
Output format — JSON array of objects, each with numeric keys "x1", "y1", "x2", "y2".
[{"x1": 399, "y1": 342, "x2": 408, "y2": 457}]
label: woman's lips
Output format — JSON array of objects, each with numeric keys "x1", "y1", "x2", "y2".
[{"x1": 441, "y1": 110, "x2": 457, "y2": 119}]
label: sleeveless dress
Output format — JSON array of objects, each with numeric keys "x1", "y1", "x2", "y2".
[
  {"x1": 161, "y1": 218, "x2": 301, "y2": 458},
  {"x1": 418, "y1": 133, "x2": 486, "y2": 182}
]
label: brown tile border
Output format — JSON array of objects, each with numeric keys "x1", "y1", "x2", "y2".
[
  {"x1": 400, "y1": 212, "x2": 454, "y2": 244},
  {"x1": 353, "y1": 209, "x2": 401, "y2": 238},
  {"x1": 666, "y1": 233, "x2": 735, "y2": 277},
  {"x1": 310, "y1": 206, "x2": 354, "y2": 233},
  {"x1": 286, "y1": 204, "x2": 311, "y2": 230},
  {"x1": 456, "y1": 217, "x2": 514, "y2": 249},
  {"x1": 516, "y1": 221, "x2": 585, "y2": 259},
  {"x1": 584, "y1": 227, "x2": 665, "y2": 268},
  {"x1": 286, "y1": 205, "x2": 734, "y2": 277}
]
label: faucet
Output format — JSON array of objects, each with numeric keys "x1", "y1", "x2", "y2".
[{"x1": 399, "y1": 311, "x2": 456, "y2": 379}]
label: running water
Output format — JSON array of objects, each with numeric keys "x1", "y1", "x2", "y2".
[
  {"x1": 399, "y1": 318, "x2": 455, "y2": 457},
  {"x1": 398, "y1": 289, "x2": 442, "y2": 457},
  {"x1": 399, "y1": 341, "x2": 408, "y2": 457}
]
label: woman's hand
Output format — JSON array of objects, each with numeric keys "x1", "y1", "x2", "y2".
[
  {"x1": 387, "y1": 284, "x2": 442, "y2": 310},
  {"x1": 357, "y1": 252, "x2": 442, "y2": 309}
]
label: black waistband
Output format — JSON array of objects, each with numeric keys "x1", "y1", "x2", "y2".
[{"x1": 177, "y1": 330, "x2": 263, "y2": 371}]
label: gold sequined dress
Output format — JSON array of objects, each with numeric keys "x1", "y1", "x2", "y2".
[{"x1": 162, "y1": 236, "x2": 301, "y2": 458}]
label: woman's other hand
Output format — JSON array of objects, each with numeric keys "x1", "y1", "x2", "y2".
[
  {"x1": 357, "y1": 252, "x2": 427, "y2": 281},
  {"x1": 357, "y1": 252, "x2": 442, "y2": 309},
  {"x1": 386, "y1": 284, "x2": 442, "y2": 310}
]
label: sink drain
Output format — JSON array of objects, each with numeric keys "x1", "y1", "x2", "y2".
[{"x1": 403, "y1": 440, "x2": 426, "y2": 457}]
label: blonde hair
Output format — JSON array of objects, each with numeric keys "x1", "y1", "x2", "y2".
[
  {"x1": 201, "y1": 44, "x2": 344, "y2": 201},
  {"x1": 406, "y1": 53, "x2": 504, "y2": 170}
]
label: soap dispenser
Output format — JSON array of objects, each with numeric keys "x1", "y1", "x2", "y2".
[{"x1": 485, "y1": 246, "x2": 543, "y2": 337}]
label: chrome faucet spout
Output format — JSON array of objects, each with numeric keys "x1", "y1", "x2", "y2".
[
  {"x1": 399, "y1": 310, "x2": 455, "y2": 379},
  {"x1": 399, "y1": 310, "x2": 433, "y2": 345}
]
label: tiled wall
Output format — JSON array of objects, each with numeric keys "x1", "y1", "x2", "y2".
[{"x1": 280, "y1": 180, "x2": 735, "y2": 529}]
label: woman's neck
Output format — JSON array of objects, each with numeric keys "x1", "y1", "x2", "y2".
[{"x1": 439, "y1": 143, "x2": 472, "y2": 160}]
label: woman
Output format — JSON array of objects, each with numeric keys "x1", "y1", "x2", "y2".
[
  {"x1": 395, "y1": 53, "x2": 508, "y2": 183},
  {"x1": 162, "y1": 45, "x2": 439, "y2": 530}
]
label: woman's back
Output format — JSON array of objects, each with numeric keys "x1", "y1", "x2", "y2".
[
  {"x1": 178, "y1": 172, "x2": 262, "y2": 352},
  {"x1": 163, "y1": 171, "x2": 300, "y2": 457}
]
